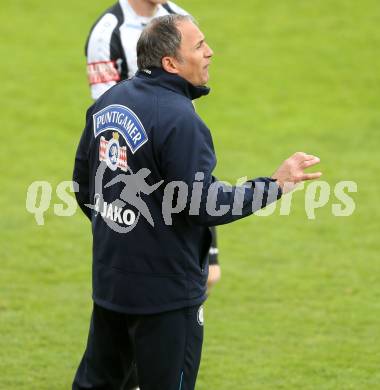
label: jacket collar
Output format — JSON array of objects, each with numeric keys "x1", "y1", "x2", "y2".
[{"x1": 136, "y1": 67, "x2": 210, "y2": 100}]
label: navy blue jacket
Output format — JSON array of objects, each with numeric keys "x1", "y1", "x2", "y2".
[{"x1": 73, "y1": 67, "x2": 281, "y2": 314}]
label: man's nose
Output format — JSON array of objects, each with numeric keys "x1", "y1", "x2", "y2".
[{"x1": 205, "y1": 43, "x2": 213, "y2": 58}]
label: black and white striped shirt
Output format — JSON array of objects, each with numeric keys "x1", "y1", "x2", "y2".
[{"x1": 85, "y1": 0, "x2": 187, "y2": 99}]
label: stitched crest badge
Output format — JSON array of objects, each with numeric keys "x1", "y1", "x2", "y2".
[{"x1": 93, "y1": 104, "x2": 148, "y2": 154}]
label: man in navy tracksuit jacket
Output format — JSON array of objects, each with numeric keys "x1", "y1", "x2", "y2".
[{"x1": 72, "y1": 14, "x2": 321, "y2": 390}]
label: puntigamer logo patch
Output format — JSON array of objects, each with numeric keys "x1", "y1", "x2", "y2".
[{"x1": 93, "y1": 104, "x2": 148, "y2": 154}]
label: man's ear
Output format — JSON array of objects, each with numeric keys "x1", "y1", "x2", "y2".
[{"x1": 162, "y1": 56, "x2": 180, "y2": 75}]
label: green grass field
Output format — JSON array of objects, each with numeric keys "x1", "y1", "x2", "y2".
[{"x1": 1, "y1": 0, "x2": 380, "y2": 388}]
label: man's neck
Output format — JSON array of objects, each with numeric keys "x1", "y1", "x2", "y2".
[{"x1": 128, "y1": 0, "x2": 158, "y2": 17}]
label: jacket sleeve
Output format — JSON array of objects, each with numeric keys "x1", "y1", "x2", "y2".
[
  {"x1": 85, "y1": 13, "x2": 120, "y2": 100},
  {"x1": 157, "y1": 109, "x2": 282, "y2": 226},
  {"x1": 73, "y1": 107, "x2": 94, "y2": 220}
]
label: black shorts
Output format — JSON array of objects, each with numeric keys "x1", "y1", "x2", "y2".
[
  {"x1": 208, "y1": 226, "x2": 219, "y2": 265},
  {"x1": 72, "y1": 303, "x2": 204, "y2": 390}
]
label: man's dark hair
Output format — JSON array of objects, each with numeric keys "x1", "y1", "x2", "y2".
[{"x1": 137, "y1": 14, "x2": 194, "y2": 70}]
